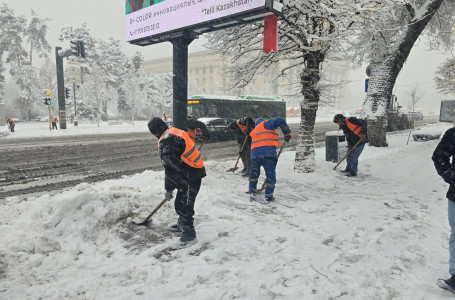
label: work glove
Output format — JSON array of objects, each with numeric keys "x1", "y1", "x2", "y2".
[
  {"x1": 359, "y1": 133, "x2": 366, "y2": 140},
  {"x1": 164, "y1": 190, "x2": 173, "y2": 201},
  {"x1": 284, "y1": 134, "x2": 291, "y2": 142}
]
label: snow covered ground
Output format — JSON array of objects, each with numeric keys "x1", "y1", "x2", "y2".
[{"x1": 1, "y1": 123, "x2": 455, "y2": 299}]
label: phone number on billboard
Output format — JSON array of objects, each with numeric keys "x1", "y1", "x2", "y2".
[{"x1": 131, "y1": 23, "x2": 160, "y2": 35}]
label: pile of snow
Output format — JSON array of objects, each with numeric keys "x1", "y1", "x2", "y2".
[{"x1": 1, "y1": 123, "x2": 454, "y2": 299}]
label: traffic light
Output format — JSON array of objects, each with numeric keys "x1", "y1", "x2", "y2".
[
  {"x1": 65, "y1": 87, "x2": 71, "y2": 99},
  {"x1": 43, "y1": 97, "x2": 51, "y2": 105},
  {"x1": 70, "y1": 40, "x2": 86, "y2": 58},
  {"x1": 70, "y1": 40, "x2": 78, "y2": 56}
]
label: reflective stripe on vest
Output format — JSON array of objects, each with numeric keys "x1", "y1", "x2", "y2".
[
  {"x1": 236, "y1": 121, "x2": 247, "y2": 135},
  {"x1": 159, "y1": 127, "x2": 204, "y2": 169},
  {"x1": 250, "y1": 121, "x2": 280, "y2": 150},
  {"x1": 345, "y1": 119, "x2": 362, "y2": 136},
  {"x1": 187, "y1": 128, "x2": 196, "y2": 141}
]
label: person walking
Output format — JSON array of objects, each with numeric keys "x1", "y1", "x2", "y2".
[
  {"x1": 433, "y1": 127, "x2": 455, "y2": 293},
  {"x1": 51, "y1": 116, "x2": 58, "y2": 130},
  {"x1": 7, "y1": 118, "x2": 15, "y2": 132},
  {"x1": 187, "y1": 116, "x2": 210, "y2": 142},
  {"x1": 228, "y1": 117, "x2": 255, "y2": 177},
  {"x1": 248, "y1": 117, "x2": 291, "y2": 202},
  {"x1": 147, "y1": 117, "x2": 206, "y2": 244},
  {"x1": 333, "y1": 114, "x2": 368, "y2": 177}
]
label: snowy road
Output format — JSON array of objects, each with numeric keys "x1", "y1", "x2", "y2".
[{"x1": 0, "y1": 118, "x2": 437, "y2": 199}]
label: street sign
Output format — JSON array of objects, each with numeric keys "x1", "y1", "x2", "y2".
[{"x1": 366, "y1": 65, "x2": 372, "y2": 77}]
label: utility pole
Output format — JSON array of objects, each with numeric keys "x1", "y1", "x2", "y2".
[
  {"x1": 73, "y1": 82, "x2": 78, "y2": 126},
  {"x1": 55, "y1": 40, "x2": 86, "y2": 129}
]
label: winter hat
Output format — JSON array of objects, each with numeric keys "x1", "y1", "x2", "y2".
[
  {"x1": 333, "y1": 114, "x2": 345, "y2": 123},
  {"x1": 255, "y1": 118, "x2": 265, "y2": 127},
  {"x1": 148, "y1": 117, "x2": 168, "y2": 135}
]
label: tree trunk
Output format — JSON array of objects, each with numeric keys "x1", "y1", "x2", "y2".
[
  {"x1": 294, "y1": 51, "x2": 325, "y2": 173},
  {"x1": 363, "y1": 0, "x2": 444, "y2": 147}
]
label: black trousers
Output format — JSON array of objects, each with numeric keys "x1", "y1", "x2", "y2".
[
  {"x1": 174, "y1": 177, "x2": 202, "y2": 234},
  {"x1": 240, "y1": 142, "x2": 251, "y2": 173},
  {"x1": 52, "y1": 122, "x2": 58, "y2": 130}
]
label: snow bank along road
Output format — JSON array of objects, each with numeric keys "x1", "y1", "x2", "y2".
[{"x1": 0, "y1": 118, "x2": 436, "y2": 200}]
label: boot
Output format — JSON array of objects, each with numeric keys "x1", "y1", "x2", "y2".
[
  {"x1": 265, "y1": 195, "x2": 275, "y2": 203},
  {"x1": 180, "y1": 230, "x2": 196, "y2": 243},
  {"x1": 340, "y1": 168, "x2": 350, "y2": 174},
  {"x1": 438, "y1": 275, "x2": 455, "y2": 292},
  {"x1": 249, "y1": 192, "x2": 256, "y2": 202},
  {"x1": 346, "y1": 170, "x2": 357, "y2": 177},
  {"x1": 169, "y1": 223, "x2": 183, "y2": 232}
]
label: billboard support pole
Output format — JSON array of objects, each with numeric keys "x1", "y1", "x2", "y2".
[
  {"x1": 55, "y1": 47, "x2": 66, "y2": 129},
  {"x1": 172, "y1": 33, "x2": 193, "y2": 131}
]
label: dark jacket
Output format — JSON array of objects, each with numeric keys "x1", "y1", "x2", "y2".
[
  {"x1": 339, "y1": 117, "x2": 368, "y2": 147},
  {"x1": 228, "y1": 117, "x2": 255, "y2": 144},
  {"x1": 159, "y1": 131, "x2": 206, "y2": 191},
  {"x1": 187, "y1": 118, "x2": 210, "y2": 139},
  {"x1": 432, "y1": 128, "x2": 455, "y2": 201}
]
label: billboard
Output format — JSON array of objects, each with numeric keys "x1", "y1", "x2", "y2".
[{"x1": 126, "y1": 0, "x2": 275, "y2": 45}]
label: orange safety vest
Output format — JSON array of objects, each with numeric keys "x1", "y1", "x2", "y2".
[
  {"x1": 10, "y1": 119, "x2": 15, "y2": 126},
  {"x1": 345, "y1": 119, "x2": 362, "y2": 136},
  {"x1": 250, "y1": 121, "x2": 280, "y2": 150},
  {"x1": 236, "y1": 121, "x2": 247, "y2": 135},
  {"x1": 159, "y1": 127, "x2": 204, "y2": 169},
  {"x1": 52, "y1": 117, "x2": 57, "y2": 122}
]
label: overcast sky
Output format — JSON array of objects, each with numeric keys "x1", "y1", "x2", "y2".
[{"x1": 4, "y1": 0, "x2": 452, "y2": 113}]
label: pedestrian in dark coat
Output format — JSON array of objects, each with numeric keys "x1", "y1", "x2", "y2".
[
  {"x1": 148, "y1": 117, "x2": 206, "y2": 243},
  {"x1": 433, "y1": 127, "x2": 455, "y2": 292},
  {"x1": 7, "y1": 118, "x2": 15, "y2": 132},
  {"x1": 333, "y1": 114, "x2": 367, "y2": 177},
  {"x1": 228, "y1": 117, "x2": 255, "y2": 177}
]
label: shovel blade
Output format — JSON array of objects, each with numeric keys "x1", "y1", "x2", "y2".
[{"x1": 226, "y1": 167, "x2": 239, "y2": 172}]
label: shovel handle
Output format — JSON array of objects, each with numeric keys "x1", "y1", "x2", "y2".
[
  {"x1": 333, "y1": 139, "x2": 362, "y2": 170},
  {"x1": 227, "y1": 135, "x2": 249, "y2": 172},
  {"x1": 141, "y1": 198, "x2": 168, "y2": 224}
]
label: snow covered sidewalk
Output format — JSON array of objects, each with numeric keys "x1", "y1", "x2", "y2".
[{"x1": 0, "y1": 123, "x2": 454, "y2": 299}]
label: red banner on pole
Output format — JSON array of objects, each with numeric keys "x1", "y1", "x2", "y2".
[{"x1": 263, "y1": 14, "x2": 277, "y2": 53}]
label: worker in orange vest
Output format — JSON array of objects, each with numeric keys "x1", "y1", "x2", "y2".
[
  {"x1": 333, "y1": 114, "x2": 368, "y2": 177},
  {"x1": 248, "y1": 117, "x2": 291, "y2": 202},
  {"x1": 148, "y1": 117, "x2": 206, "y2": 244},
  {"x1": 187, "y1": 116, "x2": 210, "y2": 142},
  {"x1": 51, "y1": 116, "x2": 58, "y2": 130},
  {"x1": 228, "y1": 117, "x2": 255, "y2": 177}
]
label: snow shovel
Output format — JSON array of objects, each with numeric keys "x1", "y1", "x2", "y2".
[
  {"x1": 132, "y1": 198, "x2": 168, "y2": 226},
  {"x1": 226, "y1": 135, "x2": 249, "y2": 172},
  {"x1": 333, "y1": 139, "x2": 362, "y2": 171},
  {"x1": 257, "y1": 141, "x2": 287, "y2": 192}
]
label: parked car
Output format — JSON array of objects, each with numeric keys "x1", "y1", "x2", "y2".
[
  {"x1": 197, "y1": 117, "x2": 235, "y2": 142},
  {"x1": 408, "y1": 111, "x2": 423, "y2": 121}
]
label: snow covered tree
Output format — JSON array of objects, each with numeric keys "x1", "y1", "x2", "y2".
[
  {"x1": 39, "y1": 58, "x2": 57, "y2": 114},
  {"x1": 79, "y1": 65, "x2": 111, "y2": 127},
  {"x1": 406, "y1": 85, "x2": 424, "y2": 112},
  {"x1": 24, "y1": 10, "x2": 51, "y2": 67},
  {"x1": 146, "y1": 72, "x2": 173, "y2": 116},
  {"x1": 434, "y1": 57, "x2": 455, "y2": 95},
  {"x1": 206, "y1": 0, "x2": 384, "y2": 172},
  {"x1": 341, "y1": 0, "x2": 453, "y2": 146}
]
